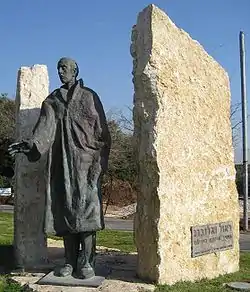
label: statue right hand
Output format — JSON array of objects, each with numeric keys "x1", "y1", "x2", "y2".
[{"x1": 8, "y1": 140, "x2": 33, "y2": 157}]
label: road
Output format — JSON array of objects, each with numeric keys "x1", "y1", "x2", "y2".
[
  {"x1": 104, "y1": 217, "x2": 133, "y2": 231},
  {"x1": 1, "y1": 204, "x2": 250, "y2": 251},
  {"x1": 239, "y1": 233, "x2": 250, "y2": 251},
  {"x1": 0, "y1": 205, "x2": 133, "y2": 231},
  {"x1": 0, "y1": 205, "x2": 13, "y2": 213}
]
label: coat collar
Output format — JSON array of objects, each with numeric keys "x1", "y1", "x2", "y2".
[{"x1": 58, "y1": 79, "x2": 84, "y2": 104}]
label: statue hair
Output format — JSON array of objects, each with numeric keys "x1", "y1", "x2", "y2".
[{"x1": 58, "y1": 57, "x2": 79, "y2": 78}]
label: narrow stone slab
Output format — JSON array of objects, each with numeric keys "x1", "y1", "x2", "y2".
[
  {"x1": 226, "y1": 282, "x2": 250, "y2": 290},
  {"x1": 14, "y1": 65, "x2": 49, "y2": 267},
  {"x1": 131, "y1": 4, "x2": 239, "y2": 285},
  {"x1": 37, "y1": 272, "x2": 105, "y2": 288}
]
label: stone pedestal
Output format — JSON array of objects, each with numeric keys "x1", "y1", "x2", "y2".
[
  {"x1": 14, "y1": 65, "x2": 49, "y2": 267},
  {"x1": 131, "y1": 5, "x2": 239, "y2": 285}
]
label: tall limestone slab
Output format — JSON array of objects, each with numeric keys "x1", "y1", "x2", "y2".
[
  {"x1": 131, "y1": 5, "x2": 239, "y2": 285},
  {"x1": 14, "y1": 65, "x2": 49, "y2": 268}
]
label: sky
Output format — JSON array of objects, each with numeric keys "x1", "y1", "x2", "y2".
[{"x1": 0, "y1": 0, "x2": 249, "y2": 162}]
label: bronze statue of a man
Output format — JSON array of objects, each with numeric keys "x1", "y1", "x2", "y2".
[{"x1": 9, "y1": 58, "x2": 111, "y2": 279}]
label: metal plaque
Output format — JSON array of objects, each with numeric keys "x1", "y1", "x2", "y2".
[{"x1": 191, "y1": 221, "x2": 233, "y2": 257}]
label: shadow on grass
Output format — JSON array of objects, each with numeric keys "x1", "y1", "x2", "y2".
[
  {"x1": 0, "y1": 245, "x2": 141, "y2": 284},
  {"x1": 0, "y1": 245, "x2": 15, "y2": 274},
  {"x1": 48, "y1": 246, "x2": 142, "y2": 284}
]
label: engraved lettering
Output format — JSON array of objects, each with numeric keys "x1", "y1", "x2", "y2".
[{"x1": 191, "y1": 221, "x2": 233, "y2": 257}]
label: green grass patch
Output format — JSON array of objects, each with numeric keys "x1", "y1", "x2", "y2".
[
  {"x1": 0, "y1": 212, "x2": 136, "y2": 252},
  {"x1": 155, "y1": 252, "x2": 250, "y2": 292},
  {"x1": 2, "y1": 213, "x2": 250, "y2": 291},
  {"x1": 0, "y1": 213, "x2": 13, "y2": 245},
  {"x1": 49, "y1": 230, "x2": 135, "y2": 252},
  {"x1": 0, "y1": 276, "x2": 23, "y2": 292},
  {"x1": 97, "y1": 229, "x2": 135, "y2": 252}
]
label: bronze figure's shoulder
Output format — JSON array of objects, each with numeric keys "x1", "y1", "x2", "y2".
[{"x1": 43, "y1": 89, "x2": 60, "y2": 104}]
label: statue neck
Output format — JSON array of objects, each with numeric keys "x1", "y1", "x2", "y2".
[{"x1": 65, "y1": 79, "x2": 77, "y2": 90}]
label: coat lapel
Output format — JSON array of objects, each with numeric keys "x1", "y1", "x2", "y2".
[
  {"x1": 58, "y1": 88, "x2": 68, "y2": 104},
  {"x1": 58, "y1": 79, "x2": 84, "y2": 104},
  {"x1": 69, "y1": 79, "x2": 83, "y2": 103}
]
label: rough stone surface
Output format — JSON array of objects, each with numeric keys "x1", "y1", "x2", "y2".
[
  {"x1": 14, "y1": 65, "x2": 49, "y2": 267},
  {"x1": 131, "y1": 4, "x2": 239, "y2": 285}
]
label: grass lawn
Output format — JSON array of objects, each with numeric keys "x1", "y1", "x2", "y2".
[
  {"x1": 0, "y1": 213, "x2": 13, "y2": 245},
  {"x1": 50, "y1": 229, "x2": 135, "y2": 252},
  {"x1": 0, "y1": 212, "x2": 136, "y2": 252},
  {"x1": 155, "y1": 253, "x2": 250, "y2": 291},
  {"x1": 0, "y1": 276, "x2": 24, "y2": 292},
  {"x1": 0, "y1": 212, "x2": 135, "y2": 291},
  {"x1": 1, "y1": 212, "x2": 250, "y2": 291},
  {"x1": 97, "y1": 229, "x2": 135, "y2": 252}
]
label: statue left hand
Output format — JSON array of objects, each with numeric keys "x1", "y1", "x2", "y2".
[{"x1": 8, "y1": 140, "x2": 33, "y2": 157}]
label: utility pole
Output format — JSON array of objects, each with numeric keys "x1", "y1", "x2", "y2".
[{"x1": 239, "y1": 31, "x2": 248, "y2": 231}]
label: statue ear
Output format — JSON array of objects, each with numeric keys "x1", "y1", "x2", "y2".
[
  {"x1": 70, "y1": 64, "x2": 76, "y2": 77},
  {"x1": 73, "y1": 67, "x2": 77, "y2": 77}
]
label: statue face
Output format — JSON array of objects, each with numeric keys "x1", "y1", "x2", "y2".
[{"x1": 57, "y1": 59, "x2": 76, "y2": 84}]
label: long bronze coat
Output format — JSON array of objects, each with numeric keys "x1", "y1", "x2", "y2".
[{"x1": 27, "y1": 79, "x2": 111, "y2": 236}]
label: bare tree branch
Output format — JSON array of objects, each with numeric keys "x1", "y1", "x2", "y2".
[
  {"x1": 230, "y1": 102, "x2": 241, "y2": 119},
  {"x1": 106, "y1": 107, "x2": 134, "y2": 134},
  {"x1": 230, "y1": 102, "x2": 243, "y2": 148}
]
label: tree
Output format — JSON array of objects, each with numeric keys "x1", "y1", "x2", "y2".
[
  {"x1": 0, "y1": 94, "x2": 15, "y2": 140},
  {"x1": 105, "y1": 117, "x2": 136, "y2": 186},
  {"x1": 0, "y1": 94, "x2": 15, "y2": 187},
  {"x1": 101, "y1": 109, "x2": 137, "y2": 210}
]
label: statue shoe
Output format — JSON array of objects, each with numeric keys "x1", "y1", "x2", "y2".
[
  {"x1": 55, "y1": 264, "x2": 73, "y2": 277},
  {"x1": 77, "y1": 265, "x2": 95, "y2": 279}
]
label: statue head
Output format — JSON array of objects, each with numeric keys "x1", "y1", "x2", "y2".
[{"x1": 57, "y1": 57, "x2": 79, "y2": 85}]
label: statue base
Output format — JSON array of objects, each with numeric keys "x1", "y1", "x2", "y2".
[{"x1": 37, "y1": 271, "x2": 105, "y2": 288}]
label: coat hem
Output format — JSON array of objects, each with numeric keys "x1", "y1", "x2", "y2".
[{"x1": 44, "y1": 222, "x2": 105, "y2": 237}]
